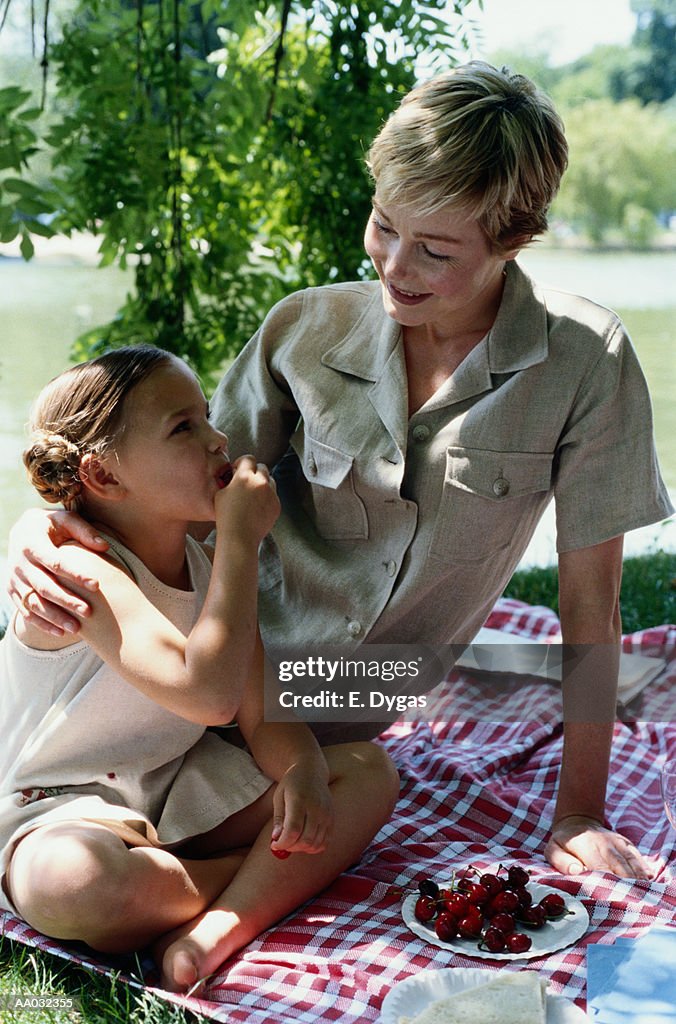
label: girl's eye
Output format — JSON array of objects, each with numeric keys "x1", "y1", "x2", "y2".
[{"x1": 171, "y1": 419, "x2": 191, "y2": 435}]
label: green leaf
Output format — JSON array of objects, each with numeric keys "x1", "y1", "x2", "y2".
[{"x1": 19, "y1": 231, "x2": 35, "y2": 260}]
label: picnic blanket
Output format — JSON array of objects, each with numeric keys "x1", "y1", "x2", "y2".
[{"x1": 2, "y1": 597, "x2": 675, "y2": 1022}]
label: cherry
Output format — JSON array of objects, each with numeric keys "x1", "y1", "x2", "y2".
[
  {"x1": 464, "y1": 882, "x2": 490, "y2": 907},
  {"x1": 479, "y1": 926, "x2": 506, "y2": 953},
  {"x1": 435, "y1": 912, "x2": 459, "y2": 942},
  {"x1": 518, "y1": 905, "x2": 547, "y2": 929},
  {"x1": 508, "y1": 865, "x2": 530, "y2": 888},
  {"x1": 271, "y1": 848, "x2": 291, "y2": 859},
  {"x1": 487, "y1": 889, "x2": 519, "y2": 915},
  {"x1": 440, "y1": 891, "x2": 470, "y2": 918},
  {"x1": 479, "y1": 872, "x2": 504, "y2": 897},
  {"x1": 539, "y1": 892, "x2": 567, "y2": 919},
  {"x1": 414, "y1": 895, "x2": 437, "y2": 923},
  {"x1": 457, "y1": 907, "x2": 483, "y2": 939},
  {"x1": 505, "y1": 931, "x2": 533, "y2": 953},
  {"x1": 514, "y1": 886, "x2": 532, "y2": 910},
  {"x1": 490, "y1": 911, "x2": 516, "y2": 935},
  {"x1": 418, "y1": 878, "x2": 440, "y2": 899}
]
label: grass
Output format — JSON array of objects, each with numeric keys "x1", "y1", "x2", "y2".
[
  {"x1": 0, "y1": 936, "x2": 204, "y2": 1024},
  {"x1": 0, "y1": 549, "x2": 673, "y2": 1020}
]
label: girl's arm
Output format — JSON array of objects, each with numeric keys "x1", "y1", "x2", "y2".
[
  {"x1": 235, "y1": 637, "x2": 334, "y2": 855},
  {"x1": 16, "y1": 459, "x2": 279, "y2": 727}
]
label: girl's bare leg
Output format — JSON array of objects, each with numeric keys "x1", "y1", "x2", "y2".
[
  {"x1": 6, "y1": 821, "x2": 248, "y2": 953},
  {"x1": 155, "y1": 742, "x2": 398, "y2": 991}
]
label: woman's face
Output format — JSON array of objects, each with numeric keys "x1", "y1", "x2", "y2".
[{"x1": 364, "y1": 197, "x2": 518, "y2": 337}]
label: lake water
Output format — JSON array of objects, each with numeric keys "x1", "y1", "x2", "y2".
[{"x1": 0, "y1": 244, "x2": 674, "y2": 591}]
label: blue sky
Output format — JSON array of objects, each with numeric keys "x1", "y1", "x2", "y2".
[{"x1": 463, "y1": 0, "x2": 636, "y2": 64}]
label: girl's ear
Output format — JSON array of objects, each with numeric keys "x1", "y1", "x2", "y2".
[{"x1": 79, "y1": 452, "x2": 127, "y2": 502}]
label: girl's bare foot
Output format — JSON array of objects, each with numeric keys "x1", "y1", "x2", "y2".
[{"x1": 153, "y1": 908, "x2": 242, "y2": 992}]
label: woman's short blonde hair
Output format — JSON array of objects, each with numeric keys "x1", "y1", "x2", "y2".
[{"x1": 366, "y1": 62, "x2": 568, "y2": 254}]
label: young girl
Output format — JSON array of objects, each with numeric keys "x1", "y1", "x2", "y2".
[{"x1": 0, "y1": 346, "x2": 398, "y2": 992}]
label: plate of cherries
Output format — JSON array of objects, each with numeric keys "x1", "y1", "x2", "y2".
[{"x1": 401, "y1": 863, "x2": 589, "y2": 961}]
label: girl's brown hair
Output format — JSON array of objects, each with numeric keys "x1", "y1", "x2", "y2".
[{"x1": 24, "y1": 346, "x2": 174, "y2": 511}]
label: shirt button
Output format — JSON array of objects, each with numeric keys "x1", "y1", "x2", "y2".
[
  {"x1": 412, "y1": 423, "x2": 430, "y2": 442},
  {"x1": 347, "y1": 620, "x2": 362, "y2": 637},
  {"x1": 385, "y1": 560, "x2": 397, "y2": 577},
  {"x1": 492, "y1": 476, "x2": 510, "y2": 497},
  {"x1": 307, "y1": 454, "x2": 318, "y2": 477}
]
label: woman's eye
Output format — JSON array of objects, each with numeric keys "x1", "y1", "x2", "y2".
[
  {"x1": 423, "y1": 246, "x2": 451, "y2": 262},
  {"x1": 373, "y1": 217, "x2": 394, "y2": 235}
]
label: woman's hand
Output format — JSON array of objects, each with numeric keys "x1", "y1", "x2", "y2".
[
  {"x1": 270, "y1": 762, "x2": 335, "y2": 857},
  {"x1": 214, "y1": 455, "x2": 280, "y2": 547},
  {"x1": 7, "y1": 509, "x2": 109, "y2": 636},
  {"x1": 545, "y1": 814, "x2": 654, "y2": 879}
]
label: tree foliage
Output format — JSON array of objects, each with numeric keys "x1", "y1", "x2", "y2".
[
  {"x1": 553, "y1": 98, "x2": 676, "y2": 245},
  {"x1": 610, "y1": 0, "x2": 676, "y2": 105},
  {"x1": 0, "y1": 0, "x2": 475, "y2": 378}
]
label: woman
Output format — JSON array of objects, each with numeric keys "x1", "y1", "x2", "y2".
[{"x1": 9, "y1": 63, "x2": 672, "y2": 878}]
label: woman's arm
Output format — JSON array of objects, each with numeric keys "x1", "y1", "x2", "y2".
[
  {"x1": 545, "y1": 535, "x2": 653, "y2": 878},
  {"x1": 8, "y1": 508, "x2": 109, "y2": 635}
]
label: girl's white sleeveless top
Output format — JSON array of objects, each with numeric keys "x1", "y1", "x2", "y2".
[{"x1": 0, "y1": 535, "x2": 270, "y2": 912}]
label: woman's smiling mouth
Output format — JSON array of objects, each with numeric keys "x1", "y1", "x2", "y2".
[{"x1": 386, "y1": 281, "x2": 433, "y2": 306}]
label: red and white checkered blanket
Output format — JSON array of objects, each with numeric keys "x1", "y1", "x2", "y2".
[{"x1": 3, "y1": 599, "x2": 675, "y2": 1022}]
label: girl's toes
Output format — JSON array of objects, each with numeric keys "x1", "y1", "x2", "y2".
[{"x1": 161, "y1": 941, "x2": 201, "y2": 992}]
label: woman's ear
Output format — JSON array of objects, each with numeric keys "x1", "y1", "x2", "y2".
[{"x1": 79, "y1": 452, "x2": 127, "y2": 502}]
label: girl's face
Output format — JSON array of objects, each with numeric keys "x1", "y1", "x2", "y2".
[
  {"x1": 363, "y1": 196, "x2": 518, "y2": 336},
  {"x1": 110, "y1": 358, "x2": 230, "y2": 523}
]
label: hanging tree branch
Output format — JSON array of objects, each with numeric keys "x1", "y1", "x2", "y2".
[
  {"x1": 40, "y1": 0, "x2": 50, "y2": 109},
  {"x1": 265, "y1": 0, "x2": 292, "y2": 123}
]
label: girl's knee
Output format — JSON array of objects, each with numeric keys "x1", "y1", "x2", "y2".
[
  {"x1": 8, "y1": 823, "x2": 135, "y2": 945},
  {"x1": 328, "y1": 741, "x2": 400, "y2": 806}
]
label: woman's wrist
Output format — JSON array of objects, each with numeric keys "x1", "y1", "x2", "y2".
[{"x1": 552, "y1": 812, "x2": 606, "y2": 830}]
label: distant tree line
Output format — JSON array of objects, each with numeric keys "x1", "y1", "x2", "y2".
[
  {"x1": 0, "y1": 0, "x2": 674, "y2": 372},
  {"x1": 495, "y1": 0, "x2": 676, "y2": 247}
]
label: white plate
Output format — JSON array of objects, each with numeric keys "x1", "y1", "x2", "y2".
[
  {"x1": 402, "y1": 882, "x2": 589, "y2": 961},
  {"x1": 381, "y1": 967, "x2": 589, "y2": 1023}
]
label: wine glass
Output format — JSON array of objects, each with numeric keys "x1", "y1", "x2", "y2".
[{"x1": 660, "y1": 758, "x2": 676, "y2": 830}]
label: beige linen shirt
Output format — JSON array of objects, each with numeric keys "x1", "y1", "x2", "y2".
[{"x1": 211, "y1": 261, "x2": 672, "y2": 648}]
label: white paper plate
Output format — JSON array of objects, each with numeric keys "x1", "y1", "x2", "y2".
[
  {"x1": 381, "y1": 967, "x2": 589, "y2": 1023},
  {"x1": 402, "y1": 882, "x2": 589, "y2": 961}
]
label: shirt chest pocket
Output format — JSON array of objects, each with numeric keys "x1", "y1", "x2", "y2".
[
  {"x1": 299, "y1": 434, "x2": 369, "y2": 540},
  {"x1": 427, "y1": 447, "x2": 553, "y2": 564}
]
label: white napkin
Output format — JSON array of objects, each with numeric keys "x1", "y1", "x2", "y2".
[{"x1": 459, "y1": 628, "x2": 666, "y2": 704}]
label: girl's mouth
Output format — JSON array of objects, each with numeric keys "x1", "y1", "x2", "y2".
[
  {"x1": 215, "y1": 463, "x2": 233, "y2": 489},
  {"x1": 387, "y1": 281, "x2": 433, "y2": 306}
]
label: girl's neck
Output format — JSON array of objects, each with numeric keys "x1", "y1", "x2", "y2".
[{"x1": 87, "y1": 511, "x2": 192, "y2": 590}]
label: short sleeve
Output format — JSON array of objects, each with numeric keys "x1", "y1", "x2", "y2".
[
  {"x1": 554, "y1": 319, "x2": 673, "y2": 552},
  {"x1": 209, "y1": 291, "x2": 305, "y2": 468}
]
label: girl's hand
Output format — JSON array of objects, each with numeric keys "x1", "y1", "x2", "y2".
[
  {"x1": 215, "y1": 455, "x2": 280, "y2": 546},
  {"x1": 270, "y1": 763, "x2": 334, "y2": 857},
  {"x1": 7, "y1": 508, "x2": 109, "y2": 636},
  {"x1": 545, "y1": 815, "x2": 654, "y2": 879}
]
